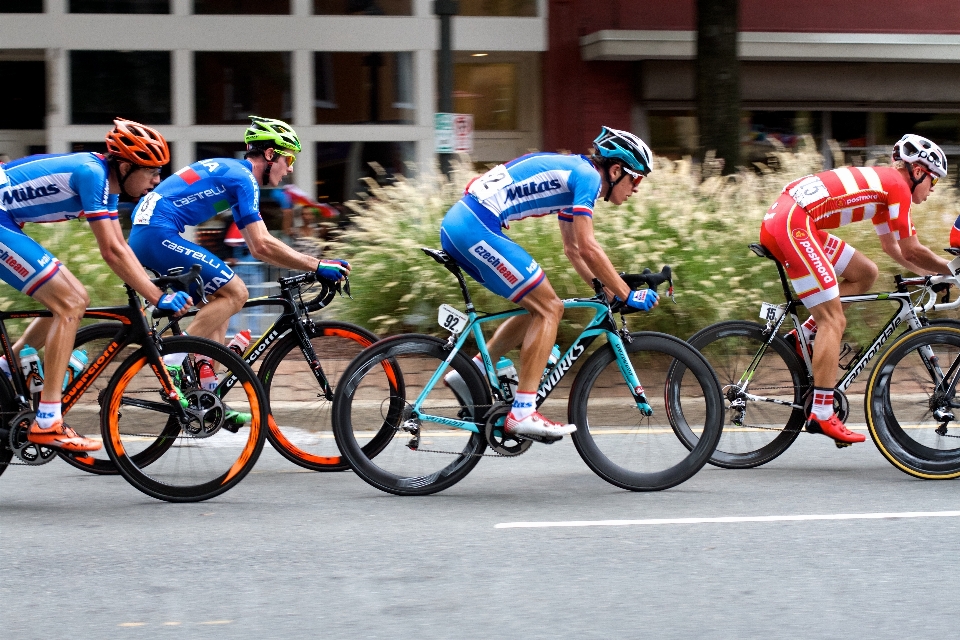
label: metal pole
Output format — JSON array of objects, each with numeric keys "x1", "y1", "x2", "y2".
[{"x1": 434, "y1": 0, "x2": 458, "y2": 176}]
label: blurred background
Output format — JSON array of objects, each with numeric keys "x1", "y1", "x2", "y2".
[{"x1": 1, "y1": 0, "x2": 959, "y2": 337}]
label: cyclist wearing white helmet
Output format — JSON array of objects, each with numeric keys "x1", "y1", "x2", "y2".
[
  {"x1": 440, "y1": 126, "x2": 657, "y2": 439},
  {"x1": 760, "y1": 133, "x2": 951, "y2": 446}
]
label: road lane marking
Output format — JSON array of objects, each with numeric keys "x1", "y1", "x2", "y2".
[
  {"x1": 118, "y1": 622, "x2": 146, "y2": 627},
  {"x1": 495, "y1": 511, "x2": 960, "y2": 529}
]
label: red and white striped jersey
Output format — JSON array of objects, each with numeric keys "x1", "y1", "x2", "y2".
[{"x1": 781, "y1": 166, "x2": 916, "y2": 239}]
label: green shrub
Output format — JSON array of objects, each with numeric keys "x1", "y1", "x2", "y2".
[{"x1": 329, "y1": 139, "x2": 960, "y2": 341}]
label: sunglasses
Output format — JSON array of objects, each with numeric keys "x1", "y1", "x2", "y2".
[
  {"x1": 272, "y1": 149, "x2": 297, "y2": 167},
  {"x1": 928, "y1": 172, "x2": 939, "y2": 187},
  {"x1": 622, "y1": 166, "x2": 644, "y2": 187}
]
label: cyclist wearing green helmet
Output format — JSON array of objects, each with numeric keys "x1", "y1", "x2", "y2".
[{"x1": 129, "y1": 116, "x2": 350, "y2": 407}]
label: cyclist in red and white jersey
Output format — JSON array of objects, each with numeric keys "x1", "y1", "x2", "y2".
[{"x1": 760, "y1": 134, "x2": 952, "y2": 445}]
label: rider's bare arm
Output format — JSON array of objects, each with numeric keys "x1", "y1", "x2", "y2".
[
  {"x1": 562, "y1": 216, "x2": 630, "y2": 300},
  {"x1": 240, "y1": 219, "x2": 347, "y2": 274},
  {"x1": 88, "y1": 219, "x2": 173, "y2": 307},
  {"x1": 883, "y1": 233, "x2": 951, "y2": 275}
]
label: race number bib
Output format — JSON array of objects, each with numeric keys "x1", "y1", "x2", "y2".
[
  {"x1": 759, "y1": 302, "x2": 785, "y2": 324},
  {"x1": 467, "y1": 164, "x2": 513, "y2": 201},
  {"x1": 788, "y1": 175, "x2": 829, "y2": 208},
  {"x1": 438, "y1": 304, "x2": 468, "y2": 334},
  {"x1": 132, "y1": 191, "x2": 161, "y2": 226}
]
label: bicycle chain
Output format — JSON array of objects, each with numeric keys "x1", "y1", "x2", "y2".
[{"x1": 402, "y1": 402, "x2": 529, "y2": 458}]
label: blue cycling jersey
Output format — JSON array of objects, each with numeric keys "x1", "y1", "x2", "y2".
[
  {"x1": 465, "y1": 153, "x2": 602, "y2": 228},
  {"x1": 0, "y1": 153, "x2": 118, "y2": 224},
  {"x1": 132, "y1": 158, "x2": 262, "y2": 233}
]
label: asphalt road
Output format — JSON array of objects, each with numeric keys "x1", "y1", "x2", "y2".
[{"x1": 3, "y1": 431, "x2": 959, "y2": 639}]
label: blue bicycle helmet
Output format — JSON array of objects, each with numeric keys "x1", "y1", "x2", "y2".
[{"x1": 593, "y1": 126, "x2": 653, "y2": 176}]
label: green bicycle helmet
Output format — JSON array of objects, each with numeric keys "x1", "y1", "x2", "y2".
[
  {"x1": 593, "y1": 126, "x2": 653, "y2": 176},
  {"x1": 244, "y1": 115, "x2": 302, "y2": 153}
]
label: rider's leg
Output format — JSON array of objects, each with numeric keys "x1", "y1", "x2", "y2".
[
  {"x1": 484, "y1": 314, "x2": 531, "y2": 363},
  {"x1": 185, "y1": 277, "x2": 248, "y2": 344},
  {"x1": 837, "y1": 250, "x2": 878, "y2": 296},
  {"x1": 514, "y1": 278, "x2": 564, "y2": 393},
  {"x1": 29, "y1": 267, "x2": 89, "y2": 407},
  {"x1": 807, "y1": 297, "x2": 844, "y2": 387}
]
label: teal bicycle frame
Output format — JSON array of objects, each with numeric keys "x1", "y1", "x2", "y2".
[{"x1": 409, "y1": 297, "x2": 654, "y2": 434}]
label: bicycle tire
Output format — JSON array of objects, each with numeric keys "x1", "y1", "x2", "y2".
[
  {"x1": 332, "y1": 334, "x2": 489, "y2": 496},
  {"x1": 57, "y1": 322, "x2": 164, "y2": 475},
  {"x1": 678, "y1": 320, "x2": 808, "y2": 468},
  {"x1": 568, "y1": 332, "x2": 724, "y2": 491},
  {"x1": 0, "y1": 373, "x2": 17, "y2": 478},
  {"x1": 101, "y1": 336, "x2": 268, "y2": 502},
  {"x1": 866, "y1": 325, "x2": 960, "y2": 479},
  {"x1": 258, "y1": 321, "x2": 399, "y2": 472}
]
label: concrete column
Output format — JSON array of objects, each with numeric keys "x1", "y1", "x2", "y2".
[
  {"x1": 172, "y1": 0, "x2": 190, "y2": 15},
  {"x1": 821, "y1": 111, "x2": 833, "y2": 170},
  {"x1": 415, "y1": 48, "x2": 436, "y2": 178},
  {"x1": 291, "y1": 0, "x2": 311, "y2": 16},
  {"x1": 45, "y1": 0, "x2": 66, "y2": 13},
  {"x1": 292, "y1": 49, "x2": 316, "y2": 195},
  {"x1": 172, "y1": 49, "x2": 194, "y2": 170},
  {"x1": 412, "y1": 0, "x2": 433, "y2": 17},
  {"x1": 45, "y1": 48, "x2": 69, "y2": 153}
]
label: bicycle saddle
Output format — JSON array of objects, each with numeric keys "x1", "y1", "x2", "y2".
[
  {"x1": 749, "y1": 243, "x2": 778, "y2": 262},
  {"x1": 945, "y1": 247, "x2": 960, "y2": 257},
  {"x1": 422, "y1": 248, "x2": 456, "y2": 266}
]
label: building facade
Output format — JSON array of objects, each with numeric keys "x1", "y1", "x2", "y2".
[
  {"x1": 0, "y1": 0, "x2": 546, "y2": 203},
  {"x1": 546, "y1": 0, "x2": 960, "y2": 167}
]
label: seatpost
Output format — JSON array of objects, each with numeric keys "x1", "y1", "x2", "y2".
[
  {"x1": 446, "y1": 264, "x2": 475, "y2": 313},
  {"x1": 775, "y1": 261, "x2": 794, "y2": 302}
]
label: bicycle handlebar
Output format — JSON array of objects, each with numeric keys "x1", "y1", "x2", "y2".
[
  {"x1": 277, "y1": 272, "x2": 351, "y2": 312},
  {"x1": 593, "y1": 265, "x2": 674, "y2": 313}
]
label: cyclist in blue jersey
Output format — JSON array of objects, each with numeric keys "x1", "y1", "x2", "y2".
[
  {"x1": 0, "y1": 119, "x2": 191, "y2": 452},
  {"x1": 129, "y1": 116, "x2": 349, "y2": 399},
  {"x1": 442, "y1": 127, "x2": 658, "y2": 439}
]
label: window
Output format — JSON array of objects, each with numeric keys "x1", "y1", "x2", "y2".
[
  {"x1": 70, "y1": 1, "x2": 169, "y2": 12},
  {"x1": 458, "y1": 0, "x2": 537, "y2": 16},
  {"x1": 70, "y1": 51, "x2": 171, "y2": 125},
  {"x1": 195, "y1": 0, "x2": 289, "y2": 13},
  {"x1": 0, "y1": 0, "x2": 42, "y2": 11},
  {"x1": 0, "y1": 61, "x2": 45, "y2": 130},
  {"x1": 453, "y1": 63, "x2": 516, "y2": 130},
  {"x1": 316, "y1": 141, "x2": 413, "y2": 203},
  {"x1": 195, "y1": 52, "x2": 291, "y2": 125},
  {"x1": 314, "y1": 52, "x2": 415, "y2": 125},
  {"x1": 314, "y1": 0, "x2": 411, "y2": 15}
]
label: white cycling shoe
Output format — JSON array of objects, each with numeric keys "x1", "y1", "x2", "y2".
[
  {"x1": 504, "y1": 412, "x2": 576, "y2": 438},
  {"x1": 443, "y1": 370, "x2": 471, "y2": 405}
]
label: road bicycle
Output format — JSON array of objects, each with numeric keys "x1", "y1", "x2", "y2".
[
  {"x1": 331, "y1": 248, "x2": 724, "y2": 496},
  {"x1": 668, "y1": 242, "x2": 960, "y2": 478},
  {"x1": 0, "y1": 266, "x2": 270, "y2": 502},
  {"x1": 58, "y1": 270, "x2": 392, "y2": 474}
]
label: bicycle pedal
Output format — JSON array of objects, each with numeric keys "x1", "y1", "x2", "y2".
[
  {"x1": 517, "y1": 432, "x2": 563, "y2": 444},
  {"x1": 834, "y1": 441, "x2": 852, "y2": 449},
  {"x1": 221, "y1": 422, "x2": 241, "y2": 434}
]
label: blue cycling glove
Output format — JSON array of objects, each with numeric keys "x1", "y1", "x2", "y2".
[
  {"x1": 624, "y1": 289, "x2": 659, "y2": 312},
  {"x1": 156, "y1": 291, "x2": 191, "y2": 313},
  {"x1": 316, "y1": 259, "x2": 350, "y2": 282}
]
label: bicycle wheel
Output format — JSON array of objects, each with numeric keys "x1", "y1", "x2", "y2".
[
  {"x1": 258, "y1": 321, "x2": 398, "y2": 471},
  {"x1": 867, "y1": 326, "x2": 960, "y2": 479},
  {"x1": 569, "y1": 332, "x2": 724, "y2": 491},
  {"x1": 678, "y1": 321, "x2": 808, "y2": 468},
  {"x1": 57, "y1": 322, "x2": 147, "y2": 475},
  {"x1": 101, "y1": 336, "x2": 268, "y2": 502},
  {"x1": 0, "y1": 374, "x2": 16, "y2": 478},
  {"x1": 332, "y1": 334, "x2": 490, "y2": 496}
]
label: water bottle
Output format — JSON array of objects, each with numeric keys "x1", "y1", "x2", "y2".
[
  {"x1": 543, "y1": 344, "x2": 561, "y2": 378},
  {"x1": 62, "y1": 349, "x2": 88, "y2": 391},
  {"x1": 19, "y1": 345, "x2": 44, "y2": 393},
  {"x1": 197, "y1": 357, "x2": 219, "y2": 391},
  {"x1": 227, "y1": 330, "x2": 251, "y2": 358},
  {"x1": 496, "y1": 357, "x2": 518, "y2": 400}
]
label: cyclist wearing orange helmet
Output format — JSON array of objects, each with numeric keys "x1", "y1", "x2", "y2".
[{"x1": 0, "y1": 118, "x2": 190, "y2": 453}]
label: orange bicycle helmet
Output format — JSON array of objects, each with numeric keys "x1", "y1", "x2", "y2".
[{"x1": 105, "y1": 118, "x2": 170, "y2": 167}]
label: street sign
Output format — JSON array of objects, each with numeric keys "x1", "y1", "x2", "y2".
[{"x1": 435, "y1": 113, "x2": 473, "y2": 154}]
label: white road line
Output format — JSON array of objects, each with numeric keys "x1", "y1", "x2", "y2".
[{"x1": 494, "y1": 511, "x2": 960, "y2": 529}]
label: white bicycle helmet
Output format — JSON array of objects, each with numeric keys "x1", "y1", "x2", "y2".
[{"x1": 892, "y1": 134, "x2": 948, "y2": 187}]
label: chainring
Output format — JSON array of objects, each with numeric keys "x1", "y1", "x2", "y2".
[
  {"x1": 483, "y1": 403, "x2": 532, "y2": 457},
  {"x1": 180, "y1": 389, "x2": 225, "y2": 438},
  {"x1": 802, "y1": 389, "x2": 849, "y2": 424},
  {"x1": 8, "y1": 410, "x2": 57, "y2": 465}
]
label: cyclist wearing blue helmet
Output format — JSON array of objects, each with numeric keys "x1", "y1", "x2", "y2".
[{"x1": 441, "y1": 126, "x2": 657, "y2": 439}]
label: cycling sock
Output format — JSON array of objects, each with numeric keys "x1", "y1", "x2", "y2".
[
  {"x1": 508, "y1": 390, "x2": 537, "y2": 421},
  {"x1": 471, "y1": 355, "x2": 484, "y2": 372},
  {"x1": 36, "y1": 401, "x2": 62, "y2": 429},
  {"x1": 801, "y1": 317, "x2": 818, "y2": 342},
  {"x1": 0, "y1": 355, "x2": 9, "y2": 379},
  {"x1": 810, "y1": 386, "x2": 834, "y2": 421}
]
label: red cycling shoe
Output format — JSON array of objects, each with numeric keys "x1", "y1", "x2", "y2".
[{"x1": 806, "y1": 414, "x2": 865, "y2": 444}]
